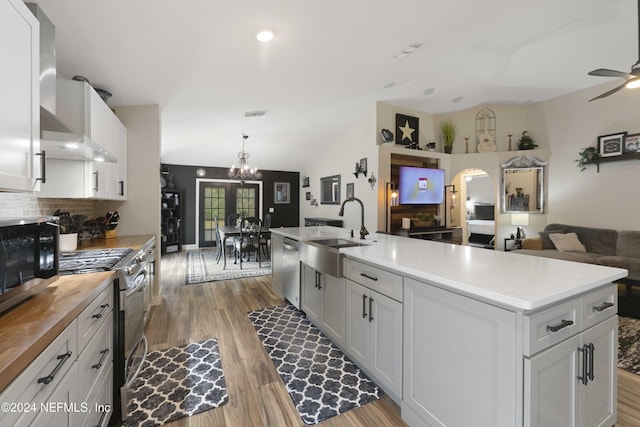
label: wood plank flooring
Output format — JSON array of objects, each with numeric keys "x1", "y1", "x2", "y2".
[{"x1": 143, "y1": 251, "x2": 640, "y2": 427}]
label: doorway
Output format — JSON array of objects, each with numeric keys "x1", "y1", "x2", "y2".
[
  {"x1": 198, "y1": 180, "x2": 261, "y2": 247},
  {"x1": 455, "y1": 169, "x2": 496, "y2": 248}
]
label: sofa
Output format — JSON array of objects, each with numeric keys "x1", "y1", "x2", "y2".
[{"x1": 513, "y1": 223, "x2": 640, "y2": 283}]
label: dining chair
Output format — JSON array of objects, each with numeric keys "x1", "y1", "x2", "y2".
[
  {"x1": 234, "y1": 217, "x2": 262, "y2": 269},
  {"x1": 214, "y1": 215, "x2": 223, "y2": 263},
  {"x1": 227, "y1": 213, "x2": 240, "y2": 226},
  {"x1": 260, "y1": 213, "x2": 272, "y2": 258}
]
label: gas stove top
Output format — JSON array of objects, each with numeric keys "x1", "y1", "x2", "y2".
[{"x1": 59, "y1": 248, "x2": 133, "y2": 275}]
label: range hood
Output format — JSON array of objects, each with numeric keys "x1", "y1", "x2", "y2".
[{"x1": 26, "y1": 3, "x2": 115, "y2": 163}]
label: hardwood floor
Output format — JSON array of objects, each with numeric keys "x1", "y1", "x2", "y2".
[
  {"x1": 143, "y1": 251, "x2": 640, "y2": 427},
  {"x1": 143, "y1": 250, "x2": 406, "y2": 427}
]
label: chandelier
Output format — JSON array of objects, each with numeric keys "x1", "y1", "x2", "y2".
[{"x1": 228, "y1": 133, "x2": 261, "y2": 184}]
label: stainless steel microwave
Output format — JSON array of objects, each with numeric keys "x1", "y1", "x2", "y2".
[{"x1": 0, "y1": 217, "x2": 59, "y2": 314}]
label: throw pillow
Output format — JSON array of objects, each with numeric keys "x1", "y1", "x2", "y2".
[
  {"x1": 539, "y1": 229, "x2": 565, "y2": 249},
  {"x1": 549, "y1": 232, "x2": 587, "y2": 252}
]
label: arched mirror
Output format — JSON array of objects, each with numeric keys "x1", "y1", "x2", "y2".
[
  {"x1": 501, "y1": 156, "x2": 546, "y2": 213},
  {"x1": 320, "y1": 175, "x2": 341, "y2": 205}
]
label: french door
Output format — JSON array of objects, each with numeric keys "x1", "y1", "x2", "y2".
[{"x1": 198, "y1": 181, "x2": 260, "y2": 247}]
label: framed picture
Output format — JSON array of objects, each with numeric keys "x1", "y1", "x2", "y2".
[
  {"x1": 346, "y1": 183, "x2": 354, "y2": 199},
  {"x1": 305, "y1": 191, "x2": 311, "y2": 200},
  {"x1": 624, "y1": 133, "x2": 640, "y2": 153},
  {"x1": 274, "y1": 182, "x2": 290, "y2": 204},
  {"x1": 395, "y1": 113, "x2": 419, "y2": 146},
  {"x1": 359, "y1": 158, "x2": 368, "y2": 174},
  {"x1": 302, "y1": 176, "x2": 310, "y2": 187},
  {"x1": 598, "y1": 132, "x2": 626, "y2": 157}
]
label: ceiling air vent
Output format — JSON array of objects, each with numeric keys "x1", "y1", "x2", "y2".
[{"x1": 244, "y1": 110, "x2": 267, "y2": 117}]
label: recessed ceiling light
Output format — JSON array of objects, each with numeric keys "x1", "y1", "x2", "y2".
[
  {"x1": 452, "y1": 96, "x2": 463, "y2": 103},
  {"x1": 394, "y1": 43, "x2": 422, "y2": 59},
  {"x1": 256, "y1": 29, "x2": 275, "y2": 42},
  {"x1": 423, "y1": 88, "x2": 435, "y2": 96},
  {"x1": 244, "y1": 110, "x2": 267, "y2": 117}
]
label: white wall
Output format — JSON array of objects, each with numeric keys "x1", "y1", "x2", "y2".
[{"x1": 299, "y1": 105, "x2": 378, "y2": 233}]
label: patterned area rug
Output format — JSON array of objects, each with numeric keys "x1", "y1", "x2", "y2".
[
  {"x1": 186, "y1": 249, "x2": 271, "y2": 284},
  {"x1": 124, "y1": 338, "x2": 228, "y2": 427},
  {"x1": 248, "y1": 305, "x2": 383, "y2": 425},
  {"x1": 619, "y1": 316, "x2": 640, "y2": 375}
]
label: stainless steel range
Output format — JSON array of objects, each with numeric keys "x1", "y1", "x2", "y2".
[{"x1": 59, "y1": 237, "x2": 155, "y2": 422}]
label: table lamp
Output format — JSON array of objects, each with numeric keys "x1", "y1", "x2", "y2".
[{"x1": 511, "y1": 213, "x2": 529, "y2": 240}]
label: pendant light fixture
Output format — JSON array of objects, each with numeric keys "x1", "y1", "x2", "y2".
[{"x1": 228, "y1": 133, "x2": 261, "y2": 184}]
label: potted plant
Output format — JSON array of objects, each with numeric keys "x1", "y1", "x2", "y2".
[
  {"x1": 517, "y1": 131, "x2": 538, "y2": 150},
  {"x1": 575, "y1": 146, "x2": 599, "y2": 171},
  {"x1": 441, "y1": 119, "x2": 457, "y2": 153}
]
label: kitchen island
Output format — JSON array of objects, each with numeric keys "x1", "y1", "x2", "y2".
[{"x1": 270, "y1": 226, "x2": 627, "y2": 427}]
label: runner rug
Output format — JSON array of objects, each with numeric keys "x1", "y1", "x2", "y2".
[
  {"x1": 124, "y1": 338, "x2": 228, "y2": 427},
  {"x1": 186, "y1": 249, "x2": 271, "y2": 284},
  {"x1": 247, "y1": 305, "x2": 383, "y2": 425},
  {"x1": 619, "y1": 316, "x2": 640, "y2": 375}
]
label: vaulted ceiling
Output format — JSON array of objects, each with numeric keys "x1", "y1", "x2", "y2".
[{"x1": 33, "y1": 0, "x2": 637, "y2": 171}]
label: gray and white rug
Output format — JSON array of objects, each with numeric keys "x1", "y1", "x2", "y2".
[
  {"x1": 124, "y1": 338, "x2": 228, "y2": 427},
  {"x1": 248, "y1": 305, "x2": 383, "y2": 425},
  {"x1": 186, "y1": 249, "x2": 271, "y2": 284},
  {"x1": 619, "y1": 316, "x2": 640, "y2": 375}
]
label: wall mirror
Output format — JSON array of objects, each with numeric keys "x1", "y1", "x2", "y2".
[
  {"x1": 501, "y1": 156, "x2": 546, "y2": 213},
  {"x1": 320, "y1": 175, "x2": 341, "y2": 205}
]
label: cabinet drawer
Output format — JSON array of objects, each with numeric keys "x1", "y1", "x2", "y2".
[
  {"x1": 78, "y1": 311, "x2": 113, "y2": 399},
  {"x1": 582, "y1": 284, "x2": 617, "y2": 331},
  {"x1": 524, "y1": 299, "x2": 581, "y2": 356},
  {"x1": 0, "y1": 320, "x2": 77, "y2": 426},
  {"x1": 78, "y1": 285, "x2": 113, "y2": 353},
  {"x1": 344, "y1": 258, "x2": 403, "y2": 302},
  {"x1": 80, "y1": 364, "x2": 113, "y2": 427}
]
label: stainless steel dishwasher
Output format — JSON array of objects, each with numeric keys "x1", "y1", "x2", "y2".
[{"x1": 282, "y1": 237, "x2": 301, "y2": 309}]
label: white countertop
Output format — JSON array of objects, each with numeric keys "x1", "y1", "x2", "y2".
[{"x1": 271, "y1": 227, "x2": 627, "y2": 312}]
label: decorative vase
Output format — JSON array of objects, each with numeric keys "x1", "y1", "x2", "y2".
[{"x1": 444, "y1": 146, "x2": 452, "y2": 154}]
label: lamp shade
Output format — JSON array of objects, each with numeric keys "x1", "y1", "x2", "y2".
[{"x1": 511, "y1": 213, "x2": 529, "y2": 226}]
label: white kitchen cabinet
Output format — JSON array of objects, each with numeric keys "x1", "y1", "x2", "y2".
[
  {"x1": 0, "y1": 0, "x2": 43, "y2": 192},
  {"x1": 300, "y1": 262, "x2": 346, "y2": 348},
  {"x1": 346, "y1": 278, "x2": 403, "y2": 401},
  {"x1": 525, "y1": 316, "x2": 617, "y2": 427},
  {"x1": 109, "y1": 114, "x2": 127, "y2": 200}
]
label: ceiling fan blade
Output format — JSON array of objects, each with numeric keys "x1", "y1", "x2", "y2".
[
  {"x1": 587, "y1": 68, "x2": 634, "y2": 79},
  {"x1": 588, "y1": 81, "x2": 628, "y2": 102}
]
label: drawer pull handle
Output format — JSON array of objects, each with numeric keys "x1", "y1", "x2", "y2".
[
  {"x1": 92, "y1": 303, "x2": 110, "y2": 319},
  {"x1": 37, "y1": 351, "x2": 72, "y2": 385},
  {"x1": 592, "y1": 302, "x2": 614, "y2": 312},
  {"x1": 94, "y1": 410, "x2": 107, "y2": 427},
  {"x1": 546, "y1": 319, "x2": 574, "y2": 333},
  {"x1": 577, "y1": 344, "x2": 589, "y2": 385},
  {"x1": 368, "y1": 297, "x2": 374, "y2": 322},
  {"x1": 588, "y1": 343, "x2": 595, "y2": 381},
  {"x1": 360, "y1": 273, "x2": 378, "y2": 281},
  {"x1": 92, "y1": 348, "x2": 110, "y2": 370},
  {"x1": 362, "y1": 294, "x2": 368, "y2": 318}
]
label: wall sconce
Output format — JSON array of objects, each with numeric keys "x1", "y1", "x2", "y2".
[
  {"x1": 368, "y1": 172, "x2": 376, "y2": 189},
  {"x1": 353, "y1": 158, "x2": 368, "y2": 178},
  {"x1": 443, "y1": 185, "x2": 457, "y2": 228},
  {"x1": 511, "y1": 213, "x2": 529, "y2": 240},
  {"x1": 385, "y1": 182, "x2": 398, "y2": 233}
]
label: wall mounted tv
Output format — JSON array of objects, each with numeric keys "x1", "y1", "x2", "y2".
[{"x1": 398, "y1": 166, "x2": 445, "y2": 205}]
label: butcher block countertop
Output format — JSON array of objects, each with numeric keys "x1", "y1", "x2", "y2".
[
  {"x1": 77, "y1": 234, "x2": 155, "y2": 251},
  {"x1": 0, "y1": 271, "x2": 115, "y2": 393}
]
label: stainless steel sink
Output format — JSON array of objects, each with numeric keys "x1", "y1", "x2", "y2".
[{"x1": 301, "y1": 238, "x2": 370, "y2": 277}]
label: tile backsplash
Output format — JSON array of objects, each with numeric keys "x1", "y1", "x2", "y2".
[{"x1": 0, "y1": 193, "x2": 94, "y2": 218}]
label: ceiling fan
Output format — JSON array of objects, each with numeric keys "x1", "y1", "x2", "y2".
[{"x1": 587, "y1": 0, "x2": 640, "y2": 101}]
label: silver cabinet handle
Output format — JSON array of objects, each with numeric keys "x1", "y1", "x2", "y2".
[
  {"x1": 38, "y1": 351, "x2": 72, "y2": 385},
  {"x1": 592, "y1": 302, "x2": 614, "y2": 312},
  {"x1": 368, "y1": 297, "x2": 374, "y2": 322},
  {"x1": 93, "y1": 171, "x2": 99, "y2": 192},
  {"x1": 546, "y1": 319, "x2": 574, "y2": 333},
  {"x1": 36, "y1": 150, "x2": 46, "y2": 183},
  {"x1": 362, "y1": 293, "x2": 367, "y2": 318}
]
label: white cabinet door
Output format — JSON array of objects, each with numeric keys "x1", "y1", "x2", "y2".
[
  {"x1": 581, "y1": 316, "x2": 617, "y2": 427},
  {"x1": 321, "y1": 273, "x2": 345, "y2": 348},
  {"x1": 0, "y1": 0, "x2": 41, "y2": 192},
  {"x1": 85, "y1": 160, "x2": 110, "y2": 199},
  {"x1": 403, "y1": 277, "x2": 517, "y2": 427},
  {"x1": 525, "y1": 334, "x2": 581, "y2": 427},
  {"x1": 370, "y1": 290, "x2": 402, "y2": 398},
  {"x1": 301, "y1": 263, "x2": 322, "y2": 325},
  {"x1": 346, "y1": 279, "x2": 370, "y2": 368},
  {"x1": 109, "y1": 114, "x2": 127, "y2": 200}
]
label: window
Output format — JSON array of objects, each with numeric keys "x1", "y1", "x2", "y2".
[
  {"x1": 236, "y1": 187, "x2": 256, "y2": 218},
  {"x1": 203, "y1": 186, "x2": 225, "y2": 242}
]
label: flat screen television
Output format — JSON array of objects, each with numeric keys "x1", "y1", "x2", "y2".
[{"x1": 398, "y1": 166, "x2": 445, "y2": 204}]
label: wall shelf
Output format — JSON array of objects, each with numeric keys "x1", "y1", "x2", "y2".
[{"x1": 587, "y1": 152, "x2": 640, "y2": 172}]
